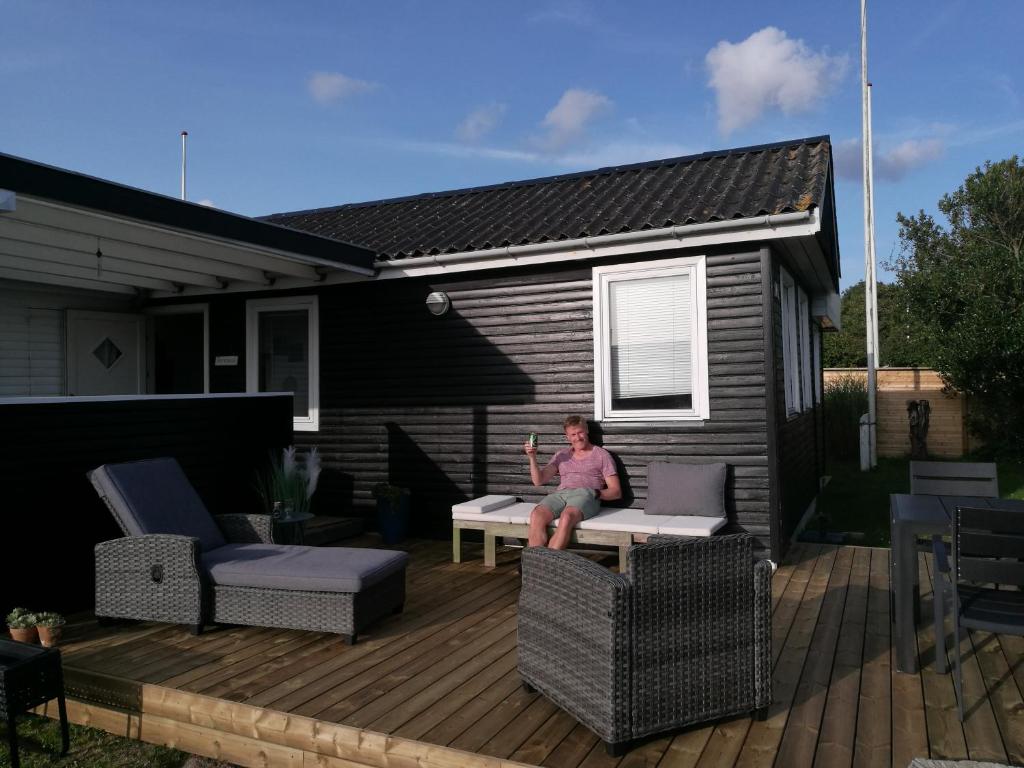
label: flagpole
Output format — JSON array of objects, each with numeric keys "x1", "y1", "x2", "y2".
[{"x1": 861, "y1": 0, "x2": 879, "y2": 468}]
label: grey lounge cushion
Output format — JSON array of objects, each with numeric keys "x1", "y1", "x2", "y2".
[
  {"x1": 202, "y1": 544, "x2": 409, "y2": 593},
  {"x1": 644, "y1": 461, "x2": 727, "y2": 517},
  {"x1": 91, "y1": 458, "x2": 226, "y2": 552}
]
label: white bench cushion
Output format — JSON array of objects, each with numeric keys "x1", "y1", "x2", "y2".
[
  {"x1": 579, "y1": 508, "x2": 662, "y2": 535},
  {"x1": 451, "y1": 496, "x2": 727, "y2": 537},
  {"x1": 657, "y1": 515, "x2": 728, "y2": 536},
  {"x1": 451, "y1": 494, "x2": 516, "y2": 514},
  {"x1": 504, "y1": 502, "x2": 539, "y2": 525},
  {"x1": 452, "y1": 508, "x2": 515, "y2": 523}
]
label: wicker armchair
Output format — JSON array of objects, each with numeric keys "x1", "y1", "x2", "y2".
[{"x1": 518, "y1": 534, "x2": 772, "y2": 755}]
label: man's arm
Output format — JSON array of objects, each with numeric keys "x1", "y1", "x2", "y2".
[
  {"x1": 596, "y1": 474, "x2": 622, "y2": 502},
  {"x1": 525, "y1": 443, "x2": 559, "y2": 487}
]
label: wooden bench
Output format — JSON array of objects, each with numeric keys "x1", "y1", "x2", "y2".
[{"x1": 451, "y1": 495, "x2": 727, "y2": 568}]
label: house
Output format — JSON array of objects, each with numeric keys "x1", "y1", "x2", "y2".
[{"x1": 0, "y1": 135, "x2": 840, "y2": 560}]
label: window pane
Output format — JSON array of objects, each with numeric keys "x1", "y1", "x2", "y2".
[
  {"x1": 609, "y1": 273, "x2": 693, "y2": 411},
  {"x1": 258, "y1": 310, "x2": 309, "y2": 418}
]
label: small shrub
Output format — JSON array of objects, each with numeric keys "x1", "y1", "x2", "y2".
[{"x1": 824, "y1": 374, "x2": 868, "y2": 461}]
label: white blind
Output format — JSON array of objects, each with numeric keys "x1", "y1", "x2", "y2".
[{"x1": 609, "y1": 273, "x2": 692, "y2": 399}]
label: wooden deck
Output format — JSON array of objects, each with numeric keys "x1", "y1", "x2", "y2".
[{"x1": 43, "y1": 539, "x2": 1024, "y2": 768}]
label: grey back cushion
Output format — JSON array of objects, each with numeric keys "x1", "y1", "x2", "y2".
[
  {"x1": 92, "y1": 458, "x2": 226, "y2": 552},
  {"x1": 644, "y1": 461, "x2": 727, "y2": 517}
]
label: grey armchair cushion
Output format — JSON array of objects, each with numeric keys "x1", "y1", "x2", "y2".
[
  {"x1": 202, "y1": 544, "x2": 409, "y2": 593},
  {"x1": 91, "y1": 458, "x2": 226, "y2": 552},
  {"x1": 644, "y1": 461, "x2": 726, "y2": 517}
]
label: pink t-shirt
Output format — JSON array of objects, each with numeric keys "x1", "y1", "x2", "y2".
[{"x1": 546, "y1": 446, "x2": 617, "y2": 490}]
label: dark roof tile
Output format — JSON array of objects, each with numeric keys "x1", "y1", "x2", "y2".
[{"x1": 262, "y1": 136, "x2": 832, "y2": 261}]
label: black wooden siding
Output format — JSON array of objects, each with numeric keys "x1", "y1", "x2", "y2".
[
  {"x1": 263, "y1": 247, "x2": 776, "y2": 551},
  {"x1": 769, "y1": 250, "x2": 826, "y2": 552},
  {"x1": 0, "y1": 394, "x2": 292, "y2": 614}
]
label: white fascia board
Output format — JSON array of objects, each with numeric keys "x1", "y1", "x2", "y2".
[
  {"x1": 0, "y1": 189, "x2": 14, "y2": 212},
  {"x1": 812, "y1": 290, "x2": 842, "y2": 331},
  {"x1": 375, "y1": 210, "x2": 820, "y2": 279}
]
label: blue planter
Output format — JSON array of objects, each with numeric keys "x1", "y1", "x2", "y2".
[{"x1": 377, "y1": 495, "x2": 410, "y2": 544}]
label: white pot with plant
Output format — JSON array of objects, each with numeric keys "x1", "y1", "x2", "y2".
[
  {"x1": 7, "y1": 607, "x2": 38, "y2": 643},
  {"x1": 257, "y1": 446, "x2": 322, "y2": 520}
]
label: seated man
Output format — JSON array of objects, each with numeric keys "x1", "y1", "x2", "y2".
[{"x1": 524, "y1": 415, "x2": 622, "y2": 550}]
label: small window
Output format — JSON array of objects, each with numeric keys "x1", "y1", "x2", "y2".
[
  {"x1": 799, "y1": 290, "x2": 812, "y2": 408},
  {"x1": 246, "y1": 296, "x2": 319, "y2": 431},
  {"x1": 593, "y1": 256, "x2": 709, "y2": 422}
]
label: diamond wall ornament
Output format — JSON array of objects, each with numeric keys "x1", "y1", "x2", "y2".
[{"x1": 92, "y1": 337, "x2": 123, "y2": 369}]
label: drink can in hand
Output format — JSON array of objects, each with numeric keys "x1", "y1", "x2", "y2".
[{"x1": 528, "y1": 432, "x2": 538, "y2": 448}]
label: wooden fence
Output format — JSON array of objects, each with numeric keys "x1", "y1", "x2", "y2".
[{"x1": 823, "y1": 368, "x2": 977, "y2": 458}]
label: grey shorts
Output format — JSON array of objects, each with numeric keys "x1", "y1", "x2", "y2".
[{"x1": 538, "y1": 488, "x2": 601, "y2": 520}]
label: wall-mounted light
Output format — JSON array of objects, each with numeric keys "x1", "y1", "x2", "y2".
[{"x1": 425, "y1": 291, "x2": 451, "y2": 316}]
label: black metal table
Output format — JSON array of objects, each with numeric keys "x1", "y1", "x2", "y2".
[
  {"x1": 889, "y1": 493, "x2": 1024, "y2": 673},
  {"x1": 0, "y1": 638, "x2": 69, "y2": 768},
  {"x1": 274, "y1": 511, "x2": 314, "y2": 545}
]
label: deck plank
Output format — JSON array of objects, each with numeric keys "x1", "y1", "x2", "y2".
[
  {"x1": 887, "y1": 550, "x2": 927, "y2": 768},
  {"x1": 852, "y1": 547, "x2": 893, "y2": 768},
  {"x1": 813, "y1": 545, "x2": 871, "y2": 768},
  {"x1": 730, "y1": 546, "x2": 838, "y2": 768}
]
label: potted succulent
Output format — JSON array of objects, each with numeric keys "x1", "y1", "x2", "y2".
[
  {"x1": 36, "y1": 612, "x2": 66, "y2": 648},
  {"x1": 373, "y1": 483, "x2": 411, "y2": 544},
  {"x1": 6, "y1": 607, "x2": 38, "y2": 643}
]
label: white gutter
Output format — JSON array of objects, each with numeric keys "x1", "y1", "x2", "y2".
[{"x1": 375, "y1": 210, "x2": 815, "y2": 270}]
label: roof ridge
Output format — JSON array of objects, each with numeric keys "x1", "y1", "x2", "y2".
[{"x1": 262, "y1": 135, "x2": 831, "y2": 220}]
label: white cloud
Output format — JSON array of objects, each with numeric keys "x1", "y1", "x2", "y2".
[
  {"x1": 307, "y1": 71, "x2": 377, "y2": 105},
  {"x1": 705, "y1": 27, "x2": 847, "y2": 134},
  {"x1": 555, "y1": 140, "x2": 692, "y2": 169},
  {"x1": 539, "y1": 88, "x2": 612, "y2": 149},
  {"x1": 197, "y1": 198, "x2": 216, "y2": 208},
  {"x1": 457, "y1": 103, "x2": 507, "y2": 142},
  {"x1": 835, "y1": 137, "x2": 945, "y2": 182}
]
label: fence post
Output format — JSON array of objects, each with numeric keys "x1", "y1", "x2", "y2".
[{"x1": 859, "y1": 413, "x2": 871, "y2": 471}]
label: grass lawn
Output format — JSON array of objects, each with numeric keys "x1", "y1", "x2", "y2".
[
  {"x1": 0, "y1": 713, "x2": 235, "y2": 768},
  {"x1": 817, "y1": 456, "x2": 1024, "y2": 547}
]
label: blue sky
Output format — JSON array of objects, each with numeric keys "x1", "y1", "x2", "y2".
[{"x1": 2, "y1": 0, "x2": 1022, "y2": 288}]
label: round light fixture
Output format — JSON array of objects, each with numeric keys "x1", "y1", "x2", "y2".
[{"x1": 425, "y1": 291, "x2": 451, "y2": 316}]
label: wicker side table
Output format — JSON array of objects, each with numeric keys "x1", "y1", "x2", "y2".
[{"x1": 0, "y1": 639, "x2": 69, "y2": 768}]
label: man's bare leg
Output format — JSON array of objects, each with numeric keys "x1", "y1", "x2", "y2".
[
  {"x1": 528, "y1": 505, "x2": 555, "y2": 547},
  {"x1": 548, "y1": 507, "x2": 582, "y2": 550}
]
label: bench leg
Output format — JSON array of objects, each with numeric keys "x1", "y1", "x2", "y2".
[
  {"x1": 484, "y1": 532, "x2": 497, "y2": 567},
  {"x1": 452, "y1": 526, "x2": 462, "y2": 563},
  {"x1": 618, "y1": 543, "x2": 630, "y2": 572}
]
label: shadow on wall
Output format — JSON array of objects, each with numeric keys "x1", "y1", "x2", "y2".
[{"x1": 310, "y1": 275, "x2": 547, "y2": 537}]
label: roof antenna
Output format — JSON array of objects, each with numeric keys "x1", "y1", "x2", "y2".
[{"x1": 180, "y1": 130, "x2": 188, "y2": 201}]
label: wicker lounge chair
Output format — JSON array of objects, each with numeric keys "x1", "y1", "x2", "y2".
[
  {"x1": 518, "y1": 534, "x2": 772, "y2": 755},
  {"x1": 88, "y1": 457, "x2": 408, "y2": 644}
]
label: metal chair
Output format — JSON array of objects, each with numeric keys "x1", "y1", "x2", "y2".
[
  {"x1": 933, "y1": 505, "x2": 1024, "y2": 719},
  {"x1": 917, "y1": 461, "x2": 999, "y2": 673}
]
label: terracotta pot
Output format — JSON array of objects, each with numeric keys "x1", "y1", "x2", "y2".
[
  {"x1": 37, "y1": 625, "x2": 63, "y2": 648},
  {"x1": 9, "y1": 626, "x2": 38, "y2": 644}
]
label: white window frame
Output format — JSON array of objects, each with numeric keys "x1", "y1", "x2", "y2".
[
  {"x1": 593, "y1": 255, "x2": 709, "y2": 423},
  {"x1": 798, "y1": 289, "x2": 812, "y2": 409},
  {"x1": 245, "y1": 295, "x2": 319, "y2": 432},
  {"x1": 780, "y1": 268, "x2": 801, "y2": 416}
]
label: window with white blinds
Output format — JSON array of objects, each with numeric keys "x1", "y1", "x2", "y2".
[{"x1": 594, "y1": 256, "x2": 708, "y2": 421}]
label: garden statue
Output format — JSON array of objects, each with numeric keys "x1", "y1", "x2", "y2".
[{"x1": 907, "y1": 399, "x2": 931, "y2": 459}]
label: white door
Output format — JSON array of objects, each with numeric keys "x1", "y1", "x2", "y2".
[{"x1": 66, "y1": 310, "x2": 145, "y2": 395}]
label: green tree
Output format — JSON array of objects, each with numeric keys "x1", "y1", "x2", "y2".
[
  {"x1": 822, "y1": 280, "x2": 933, "y2": 368},
  {"x1": 890, "y1": 156, "x2": 1024, "y2": 453}
]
